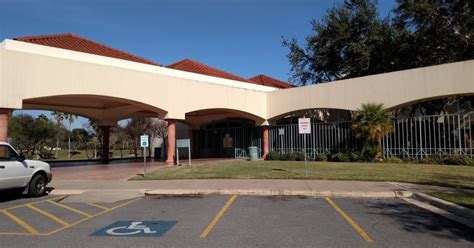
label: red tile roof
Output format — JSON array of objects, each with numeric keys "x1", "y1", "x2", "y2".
[
  {"x1": 167, "y1": 59, "x2": 252, "y2": 83},
  {"x1": 249, "y1": 74, "x2": 294, "y2": 88},
  {"x1": 14, "y1": 33, "x2": 159, "y2": 66}
]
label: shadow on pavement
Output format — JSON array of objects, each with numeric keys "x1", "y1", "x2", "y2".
[
  {"x1": 367, "y1": 200, "x2": 474, "y2": 243},
  {"x1": 0, "y1": 187, "x2": 55, "y2": 203},
  {"x1": 0, "y1": 189, "x2": 28, "y2": 202}
]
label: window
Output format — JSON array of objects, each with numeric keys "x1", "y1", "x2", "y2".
[{"x1": 0, "y1": 145, "x2": 20, "y2": 161}]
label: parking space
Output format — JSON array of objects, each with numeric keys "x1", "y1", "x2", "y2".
[
  {"x1": 0, "y1": 195, "x2": 473, "y2": 247},
  {"x1": 0, "y1": 195, "x2": 139, "y2": 236}
]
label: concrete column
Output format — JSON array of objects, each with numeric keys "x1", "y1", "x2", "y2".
[
  {"x1": 262, "y1": 126, "x2": 269, "y2": 159},
  {"x1": 166, "y1": 119, "x2": 176, "y2": 164},
  {"x1": 0, "y1": 109, "x2": 12, "y2": 143},
  {"x1": 100, "y1": 126, "x2": 110, "y2": 164}
]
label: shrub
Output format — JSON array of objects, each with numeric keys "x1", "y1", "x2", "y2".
[
  {"x1": 329, "y1": 152, "x2": 350, "y2": 162},
  {"x1": 441, "y1": 155, "x2": 472, "y2": 166},
  {"x1": 349, "y1": 152, "x2": 360, "y2": 162},
  {"x1": 382, "y1": 157, "x2": 404, "y2": 163},
  {"x1": 266, "y1": 151, "x2": 280, "y2": 161},
  {"x1": 293, "y1": 152, "x2": 305, "y2": 161},
  {"x1": 280, "y1": 152, "x2": 296, "y2": 161},
  {"x1": 315, "y1": 153, "x2": 328, "y2": 162},
  {"x1": 359, "y1": 146, "x2": 382, "y2": 162},
  {"x1": 418, "y1": 156, "x2": 442, "y2": 165}
]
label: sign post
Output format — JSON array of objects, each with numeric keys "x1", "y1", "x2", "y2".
[
  {"x1": 278, "y1": 128, "x2": 284, "y2": 153},
  {"x1": 176, "y1": 139, "x2": 191, "y2": 166},
  {"x1": 298, "y1": 117, "x2": 311, "y2": 176},
  {"x1": 140, "y1": 134, "x2": 149, "y2": 177}
]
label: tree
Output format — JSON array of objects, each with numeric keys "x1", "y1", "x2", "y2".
[
  {"x1": 51, "y1": 111, "x2": 66, "y2": 158},
  {"x1": 84, "y1": 120, "x2": 102, "y2": 159},
  {"x1": 72, "y1": 128, "x2": 93, "y2": 159},
  {"x1": 393, "y1": 0, "x2": 474, "y2": 68},
  {"x1": 352, "y1": 103, "x2": 393, "y2": 160},
  {"x1": 124, "y1": 117, "x2": 153, "y2": 158},
  {"x1": 283, "y1": 0, "x2": 397, "y2": 85},
  {"x1": 8, "y1": 114, "x2": 56, "y2": 159},
  {"x1": 284, "y1": 0, "x2": 474, "y2": 85},
  {"x1": 65, "y1": 114, "x2": 77, "y2": 158},
  {"x1": 113, "y1": 126, "x2": 128, "y2": 159}
]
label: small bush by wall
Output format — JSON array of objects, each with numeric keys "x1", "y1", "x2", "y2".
[
  {"x1": 329, "y1": 152, "x2": 351, "y2": 162},
  {"x1": 359, "y1": 146, "x2": 383, "y2": 162},
  {"x1": 417, "y1": 155, "x2": 474, "y2": 166},
  {"x1": 265, "y1": 150, "x2": 473, "y2": 166},
  {"x1": 280, "y1": 152, "x2": 296, "y2": 161},
  {"x1": 315, "y1": 153, "x2": 328, "y2": 162},
  {"x1": 266, "y1": 151, "x2": 281, "y2": 161},
  {"x1": 293, "y1": 152, "x2": 305, "y2": 161}
]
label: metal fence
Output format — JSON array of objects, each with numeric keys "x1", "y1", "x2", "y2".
[
  {"x1": 383, "y1": 112, "x2": 473, "y2": 158},
  {"x1": 198, "y1": 126, "x2": 262, "y2": 158},
  {"x1": 269, "y1": 121, "x2": 362, "y2": 160},
  {"x1": 268, "y1": 112, "x2": 474, "y2": 159}
]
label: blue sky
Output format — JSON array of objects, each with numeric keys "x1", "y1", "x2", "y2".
[{"x1": 1, "y1": 0, "x2": 396, "y2": 128}]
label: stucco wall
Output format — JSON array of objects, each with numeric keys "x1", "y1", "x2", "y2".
[
  {"x1": 0, "y1": 40, "x2": 270, "y2": 123},
  {"x1": 1, "y1": 39, "x2": 473, "y2": 124},
  {"x1": 267, "y1": 60, "x2": 474, "y2": 119}
]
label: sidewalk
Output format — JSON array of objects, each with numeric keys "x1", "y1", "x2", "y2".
[
  {"x1": 49, "y1": 179, "x2": 474, "y2": 228},
  {"x1": 49, "y1": 179, "x2": 471, "y2": 197}
]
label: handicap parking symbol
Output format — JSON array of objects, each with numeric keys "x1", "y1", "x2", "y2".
[{"x1": 91, "y1": 221, "x2": 177, "y2": 237}]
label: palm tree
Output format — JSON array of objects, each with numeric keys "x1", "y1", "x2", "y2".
[
  {"x1": 352, "y1": 103, "x2": 393, "y2": 160},
  {"x1": 65, "y1": 114, "x2": 77, "y2": 158},
  {"x1": 51, "y1": 111, "x2": 66, "y2": 159}
]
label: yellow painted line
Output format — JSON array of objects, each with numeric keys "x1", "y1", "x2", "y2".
[
  {"x1": 26, "y1": 204, "x2": 71, "y2": 227},
  {"x1": 45, "y1": 197, "x2": 141, "y2": 236},
  {"x1": 324, "y1": 197, "x2": 374, "y2": 243},
  {"x1": 1, "y1": 197, "x2": 65, "y2": 211},
  {"x1": 46, "y1": 200, "x2": 93, "y2": 217},
  {"x1": 0, "y1": 198, "x2": 141, "y2": 236},
  {"x1": 0, "y1": 232, "x2": 39, "y2": 236},
  {"x1": 1, "y1": 210, "x2": 40, "y2": 235},
  {"x1": 87, "y1": 203, "x2": 111, "y2": 211},
  {"x1": 200, "y1": 195, "x2": 237, "y2": 239}
]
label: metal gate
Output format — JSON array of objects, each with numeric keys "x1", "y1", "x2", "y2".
[
  {"x1": 269, "y1": 121, "x2": 361, "y2": 160},
  {"x1": 383, "y1": 112, "x2": 474, "y2": 158},
  {"x1": 197, "y1": 126, "x2": 262, "y2": 158},
  {"x1": 268, "y1": 112, "x2": 473, "y2": 159}
]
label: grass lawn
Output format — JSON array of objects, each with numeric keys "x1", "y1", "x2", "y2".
[
  {"x1": 51, "y1": 149, "x2": 136, "y2": 160},
  {"x1": 427, "y1": 192, "x2": 474, "y2": 209},
  {"x1": 133, "y1": 160, "x2": 474, "y2": 189}
]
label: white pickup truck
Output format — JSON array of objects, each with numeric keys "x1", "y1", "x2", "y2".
[{"x1": 0, "y1": 142, "x2": 52, "y2": 196}]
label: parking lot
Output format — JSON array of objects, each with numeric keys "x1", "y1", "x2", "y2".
[{"x1": 0, "y1": 194, "x2": 473, "y2": 247}]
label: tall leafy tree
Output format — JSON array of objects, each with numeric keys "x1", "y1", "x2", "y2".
[
  {"x1": 124, "y1": 117, "x2": 154, "y2": 158},
  {"x1": 8, "y1": 114, "x2": 56, "y2": 159},
  {"x1": 393, "y1": 0, "x2": 474, "y2": 68},
  {"x1": 65, "y1": 114, "x2": 77, "y2": 158},
  {"x1": 284, "y1": 0, "x2": 397, "y2": 85},
  {"x1": 51, "y1": 111, "x2": 66, "y2": 158},
  {"x1": 284, "y1": 0, "x2": 474, "y2": 85}
]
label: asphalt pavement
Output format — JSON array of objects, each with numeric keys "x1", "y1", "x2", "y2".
[{"x1": 0, "y1": 193, "x2": 473, "y2": 247}]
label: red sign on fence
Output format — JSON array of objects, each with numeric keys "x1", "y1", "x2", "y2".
[{"x1": 298, "y1": 118, "x2": 311, "y2": 134}]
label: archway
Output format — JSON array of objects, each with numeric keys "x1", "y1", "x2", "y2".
[
  {"x1": 183, "y1": 109, "x2": 266, "y2": 158},
  {"x1": 16, "y1": 94, "x2": 168, "y2": 163}
]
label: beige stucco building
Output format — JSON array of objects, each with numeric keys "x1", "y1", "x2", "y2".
[{"x1": 0, "y1": 34, "x2": 473, "y2": 162}]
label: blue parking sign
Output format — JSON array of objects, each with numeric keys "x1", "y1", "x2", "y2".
[
  {"x1": 91, "y1": 221, "x2": 177, "y2": 237},
  {"x1": 140, "y1": 135, "x2": 149, "y2": 148}
]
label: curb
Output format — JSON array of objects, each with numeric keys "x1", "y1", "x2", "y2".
[
  {"x1": 412, "y1": 192, "x2": 474, "y2": 227},
  {"x1": 144, "y1": 189, "x2": 413, "y2": 198}
]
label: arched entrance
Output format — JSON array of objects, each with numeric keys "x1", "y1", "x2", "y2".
[
  {"x1": 17, "y1": 94, "x2": 167, "y2": 163},
  {"x1": 184, "y1": 109, "x2": 266, "y2": 159}
]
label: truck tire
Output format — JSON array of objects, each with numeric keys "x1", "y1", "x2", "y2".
[{"x1": 28, "y1": 174, "x2": 46, "y2": 197}]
